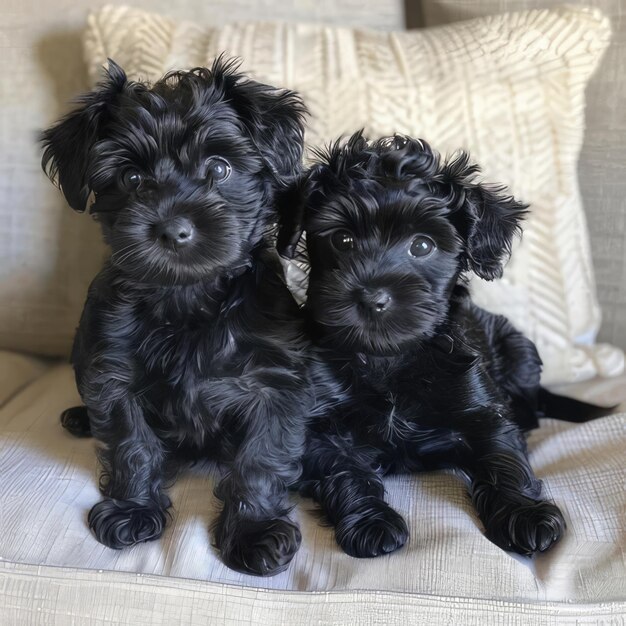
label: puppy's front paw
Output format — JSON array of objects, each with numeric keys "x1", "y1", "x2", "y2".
[
  {"x1": 60, "y1": 406, "x2": 92, "y2": 438},
  {"x1": 336, "y1": 502, "x2": 409, "y2": 558},
  {"x1": 485, "y1": 500, "x2": 565, "y2": 556},
  {"x1": 88, "y1": 498, "x2": 167, "y2": 549},
  {"x1": 216, "y1": 517, "x2": 301, "y2": 576}
]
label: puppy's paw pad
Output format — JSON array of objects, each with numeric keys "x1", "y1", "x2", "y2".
[
  {"x1": 488, "y1": 500, "x2": 565, "y2": 556},
  {"x1": 89, "y1": 498, "x2": 167, "y2": 549},
  {"x1": 217, "y1": 517, "x2": 301, "y2": 576},
  {"x1": 337, "y1": 503, "x2": 409, "y2": 558},
  {"x1": 60, "y1": 406, "x2": 92, "y2": 438}
]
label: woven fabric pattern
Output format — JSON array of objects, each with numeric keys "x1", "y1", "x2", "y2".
[
  {"x1": 84, "y1": 5, "x2": 623, "y2": 384},
  {"x1": 1, "y1": 563, "x2": 624, "y2": 625}
]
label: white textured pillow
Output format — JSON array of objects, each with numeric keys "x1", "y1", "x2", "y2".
[{"x1": 83, "y1": 5, "x2": 624, "y2": 384}]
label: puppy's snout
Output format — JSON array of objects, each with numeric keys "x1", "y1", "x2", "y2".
[
  {"x1": 155, "y1": 217, "x2": 195, "y2": 248},
  {"x1": 359, "y1": 288, "x2": 392, "y2": 313}
]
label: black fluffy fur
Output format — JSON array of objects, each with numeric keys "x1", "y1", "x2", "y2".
[
  {"x1": 41, "y1": 58, "x2": 324, "y2": 576},
  {"x1": 280, "y1": 132, "x2": 569, "y2": 558}
]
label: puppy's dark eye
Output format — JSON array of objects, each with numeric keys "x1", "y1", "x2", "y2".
[
  {"x1": 120, "y1": 170, "x2": 142, "y2": 191},
  {"x1": 409, "y1": 235, "x2": 436, "y2": 258},
  {"x1": 206, "y1": 157, "x2": 231, "y2": 182},
  {"x1": 331, "y1": 230, "x2": 355, "y2": 252}
]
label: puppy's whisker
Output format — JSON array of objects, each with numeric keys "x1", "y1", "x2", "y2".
[{"x1": 111, "y1": 242, "x2": 142, "y2": 266}]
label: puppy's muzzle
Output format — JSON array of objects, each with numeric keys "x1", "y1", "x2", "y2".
[
  {"x1": 357, "y1": 287, "x2": 392, "y2": 314},
  {"x1": 154, "y1": 217, "x2": 195, "y2": 250}
]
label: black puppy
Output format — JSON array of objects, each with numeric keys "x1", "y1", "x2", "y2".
[
  {"x1": 279, "y1": 132, "x2": 569, "y2": 558},
  {"x1": 41, "y1": 58, "x2": 315, "y2": 576}
]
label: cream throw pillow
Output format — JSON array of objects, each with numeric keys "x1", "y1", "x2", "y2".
[{"x1": 83, "y1": 4, "x2": 623, "y2": 385}]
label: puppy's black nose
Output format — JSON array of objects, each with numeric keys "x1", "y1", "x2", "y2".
[
  {"x1": 155, "y1": 217, "x2": 195, "y2": 248},
  {"x1": 360, "y1": 288, "x2": 392, "y2": 313}
]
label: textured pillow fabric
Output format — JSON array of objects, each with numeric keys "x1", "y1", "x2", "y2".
[{"x1": 82, "y1": 5, "x2": 623, "y2": 385}]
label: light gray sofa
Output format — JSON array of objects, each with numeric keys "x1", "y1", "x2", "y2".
[{"x1": 0, "y1": 2, "x2": 624, "y2": 624}]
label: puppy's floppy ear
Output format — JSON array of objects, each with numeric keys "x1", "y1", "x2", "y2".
[
  {"x1": 461, "y1": 184, "x2": 528, "y2": 281},
  {"x1": 442, "y1": 153, "x2": 528, "y2": 280},
  {"x1": 212, "y1": 56, "x2": 307, "y2": 183},
  {"x1": 277, "y1": 161, "x2": 332, "y2": 259},
  {"x1": 276, "y1": 133, "x2": 370, "y2": 258},
  {"x1": 41, "y1": 59, "x2": 127, "y2": 211},
  {"x1": 276, "y1": 179, "x2": 307, "y2": 259},
  {"x1": 277, "y1": 132, "x2": 377, "y2": 258}
]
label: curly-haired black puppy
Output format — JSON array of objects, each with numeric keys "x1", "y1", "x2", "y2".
[
  {"x1": 41, "y1": 57, "x2": 314, "y2": 576},
  {"x1": 278, "y1": 132, "x2": 572, "y2": 559}
]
